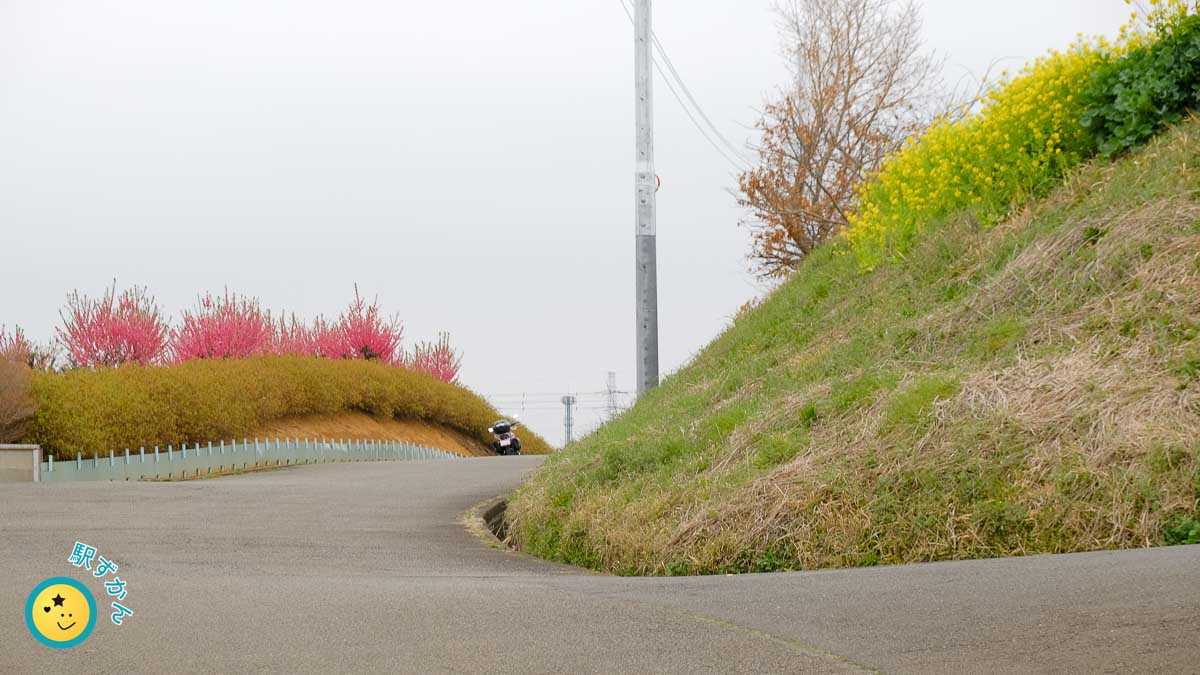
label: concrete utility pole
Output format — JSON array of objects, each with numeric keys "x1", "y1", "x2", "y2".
[
  {"x1": 561, "y1": 396, "x2": 577, "y2": 446},
  {"x1": 634, "y1": 0, "x2": 659, "y2": 396}
]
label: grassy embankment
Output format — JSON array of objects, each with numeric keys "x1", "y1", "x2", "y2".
[
  {"x1": 27, "y1": 356, "x2": 552, "y2": 458},
  {"x1": 508, "y1": 120, "x2": 1200, "y2": 574}
]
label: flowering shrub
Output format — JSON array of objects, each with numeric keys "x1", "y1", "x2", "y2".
[
  {"x1": 407, "y1": 333, "x2": 463, "y2": 384},
  {"x1": 57, "y1": 283, "x2": 169, "y2": 367},
  {"x1": 337, "y1": 287, "x2": 403, "y2": 364},
  {"x1": 308, "y1": 316, "x2": 348, "y2": 359},
  {"x1": 171, "y1": 291, "x2": 275, "y2": 361},
  {"x1": 0, "y1": 326, "x2": 58, "y2": 371},
  {"x1": 25, "y1": 284, "x2": 461, "y2": 386},
  {"x1": 273, "y1": 315, "x2": 316, "y2": 356},
  {"x1": 844, "y1": 1, "x2": 1196, "y2": 269},
  {"x1": 844, "y1": 43, "x2": 1107, "y2": 267},
  {"x1": 0, "y1": 325, "x2": 32, "y2": 364}
]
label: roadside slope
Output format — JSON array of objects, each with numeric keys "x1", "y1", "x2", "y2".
[
  {"x1": 508, "y1": 121, "x2": 1200, "y2": 575},
  {"x1": 253, "y1": 411, "x2": 493, "y2": 456}
]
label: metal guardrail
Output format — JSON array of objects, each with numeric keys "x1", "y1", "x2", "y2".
[{"x1": 41, "y1": 437, "x2": 460, "y2": 482}]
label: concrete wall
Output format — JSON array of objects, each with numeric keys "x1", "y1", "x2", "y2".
[{"x1": 0, "y1": 445, "x2": 41, "y2": 482}]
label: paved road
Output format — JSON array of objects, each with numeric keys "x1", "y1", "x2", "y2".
[{"x1": 1, "y1": 457, "x2": 1197, "y2": 673}]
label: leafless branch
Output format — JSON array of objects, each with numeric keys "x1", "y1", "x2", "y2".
[{"x1": 738, "y1": 0, "x2": 943, "y2": 277}]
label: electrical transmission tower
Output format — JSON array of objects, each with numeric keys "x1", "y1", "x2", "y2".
[
  {"x1": 606, "y1": 372, "x2": 619, "y2": 420},
  {"x1": 561, "y1": 395, "x2": 577, "y2": 446}
]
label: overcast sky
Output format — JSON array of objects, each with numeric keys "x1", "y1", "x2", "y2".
[{"x1": 0, "y1": 1, "x2": 1134, "y2": 446}]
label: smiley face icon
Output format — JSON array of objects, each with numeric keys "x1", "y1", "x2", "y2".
[{"x1": 25, "y1": 577, "x2": 96, "y2": 649}]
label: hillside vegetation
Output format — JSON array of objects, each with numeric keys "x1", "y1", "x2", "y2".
[
  {"x1": 27, "y1": 356, "x2": 552, "y2": 458},
  {"x1": 253, "y1": 411, "x2": 494, "y2": 456},
  {"x1": 508, "y1": 120, "x2": 1200, "y2": 574}
]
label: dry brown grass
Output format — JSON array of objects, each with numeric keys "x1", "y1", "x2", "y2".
[
  {"x1": 509, "y1": 120, "x2": 1200, "y2": 575},
  {"x1": 0, "y1": 358, "x2": 34, "y2": 443},
  {"x1": 678, "y1": 138, "x2": 1200, "y2": 571}
]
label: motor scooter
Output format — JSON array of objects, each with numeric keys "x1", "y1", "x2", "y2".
[{"x1": 488, "y1": 419, "x2": 522, "y2": 455}]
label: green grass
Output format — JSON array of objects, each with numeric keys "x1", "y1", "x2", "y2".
[
  {"x1": 881, "y1": 374, "x2": 960, "y2": 432},
  {"x1": 507, "y1": 120, "x2": 1200, "y2": 575}
]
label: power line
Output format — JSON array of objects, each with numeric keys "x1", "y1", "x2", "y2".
[
  {"x1": 491, "y1": 404, "x2": 630, "y2": 410},
  {"x1": 488, "y1": 400, "x2": 630, "y2": 408},
  {"x1": 646, "y1": 18, "x2": 750, "y2": 164},
  {"x1": 617, "y1": 0, "x2": 749, "y2": 173},
  {"x1": 484, "y1": 389, "x2": 633, "y2": 398},
  {"x1": 482, "y1": 390, "x2": 630, "y2": 398},
  {"x1": 486, "y1": 404, "x2": 633, "y2": 411},
  {"x1": 482, "y1": 391, "x2": 628, "y2": 396},
  {"x1": 617, "y1": 0, "x2": 751, "y2": 172}
]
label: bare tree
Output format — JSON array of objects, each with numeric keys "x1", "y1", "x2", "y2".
[{"x1": 738, "y1": 0, "x2": 942, "y2": 277}]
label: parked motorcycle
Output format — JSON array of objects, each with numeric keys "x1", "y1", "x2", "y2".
[{"x1": 489, "y1": 419, "x2": 522, "y2": 456}]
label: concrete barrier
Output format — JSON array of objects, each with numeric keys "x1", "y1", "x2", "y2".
[
  {"x1": 0, "y1": 444, "x2": 42, "y2": 482},
  {"x1": 482, "y1": 497, "x2": 510, "y2": 543}
]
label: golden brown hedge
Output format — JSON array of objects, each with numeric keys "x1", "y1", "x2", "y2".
[{"x1": 28, "y1": 356, "x2": 551, "y2": 458}]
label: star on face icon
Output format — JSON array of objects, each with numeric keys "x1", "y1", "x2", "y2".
[{"x1": 52, "y1": 593, "x2": 65, "y2": 607}]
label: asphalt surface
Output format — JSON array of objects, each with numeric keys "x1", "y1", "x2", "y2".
[{"x1": 1, "y1": 456, "x2": 1197, "y2": 673}]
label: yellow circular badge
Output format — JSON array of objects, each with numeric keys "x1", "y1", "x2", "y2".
[{"x1": 25, "y1": 577, "x2": 96, "y2": 649}]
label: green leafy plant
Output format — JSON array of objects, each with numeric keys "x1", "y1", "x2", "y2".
[
  {"x1": 1081, "y1": 12, "x2": 1200, "y2": 157},
  {"x1": 1164, "y1": 513, "x2": 1200, "y2": 545}
]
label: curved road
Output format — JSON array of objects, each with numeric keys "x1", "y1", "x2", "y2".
[{"x1": 2, "y1": 456, "x2": 1197, "y2": 673}]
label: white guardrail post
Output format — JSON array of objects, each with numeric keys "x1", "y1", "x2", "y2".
[{"x1": 32, "y1": 434, "x2": 461, "y2": 482}]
